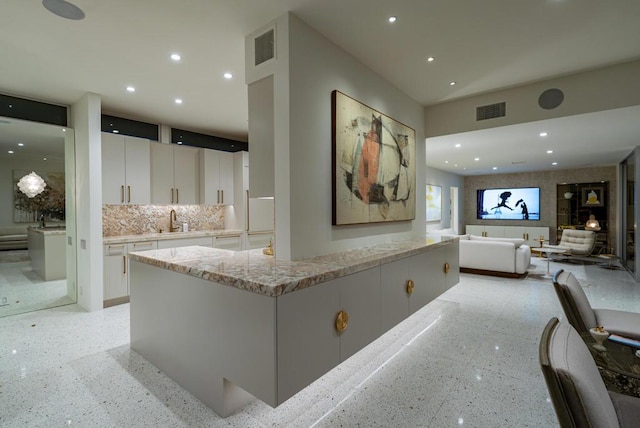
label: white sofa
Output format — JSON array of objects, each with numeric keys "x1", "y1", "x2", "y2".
[{"x1": 458, "y1": 235, "x2": 531, "y2": 277}]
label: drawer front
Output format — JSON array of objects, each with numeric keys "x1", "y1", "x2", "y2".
[
  {"x1": 104, "y1": 244, "x2": 126, "y2": 256},
  {"x1": 214, "y1": 235, "x2": 242, "y2": 250},
  {"x1": 127, "y1": 241, "x2": 158, "y2": 252},
  {"x1": 157, "y1": 236, "x2": 213, "y2": 249}
]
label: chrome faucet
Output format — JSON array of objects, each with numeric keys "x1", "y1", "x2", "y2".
[
  {"x1": 169, "y1": 209, "x2": 179, "y2": 232},
  {"x1": 39, "y1": 214, "x2": 45, "y2": 228}
]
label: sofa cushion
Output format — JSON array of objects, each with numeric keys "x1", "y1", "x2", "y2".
[{"x1": 469, "y1": 235, "x2": 526, "y2": 248}]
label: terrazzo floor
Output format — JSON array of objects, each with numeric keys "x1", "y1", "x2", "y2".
[
  {"x1": 1, "y1": 257, "x2": 638, "y2": 427},
  {"x1": 0, "y1": 251, "x2": 74, "y2": 318}
]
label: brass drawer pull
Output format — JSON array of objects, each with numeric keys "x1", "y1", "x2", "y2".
[
  {"x1": 335, "y1": 310, "x2": 349, "y2": 333},
  {"x1": 406, "y1": 279, "x2": 414, "y2": 295},
  {"x1": 444, "y1": 262, "x2": 450, "y2": 274}
]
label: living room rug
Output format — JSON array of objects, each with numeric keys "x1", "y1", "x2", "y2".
[{"x1": 526, "y1": 255, "x2": 589, "y2": 283}]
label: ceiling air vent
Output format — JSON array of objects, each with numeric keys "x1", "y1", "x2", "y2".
[
  {"x1": 476, "y1": 102, "x2": 506, "y2": 121},
  {"x1": 254, "y1": 28, "x2": 275, "y2": 66}
]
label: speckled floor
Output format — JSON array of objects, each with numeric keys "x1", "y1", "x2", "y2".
[
  {"x1": 0, "y1": 257, "x2": 638, "y2": 427},
  {"x1": 0, "y1": 255, "x2": 74, "y2": 318}
]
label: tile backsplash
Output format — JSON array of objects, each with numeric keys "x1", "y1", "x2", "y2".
[{"x1": 103, "y1": 205, "x2": 224, "y2": 237}]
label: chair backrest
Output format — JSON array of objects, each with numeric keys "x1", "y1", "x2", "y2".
[
  {"x1": 539, "y1": 318, "x2": 620, "y2": 428},
  {"x1": 558, "y1": 229, "x2": 596, "y2": 255},
  {"x1": 552, "y1": 269, "x2": 598, "y2": 333}
]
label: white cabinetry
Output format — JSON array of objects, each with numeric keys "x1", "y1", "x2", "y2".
[
  {"x1": 466, "y1": 225, "x2": 549, "y2": 247},
  {"x1": 151, "y1": 143, "x2": 200, "y2": 204},
  {"x1": 104, "y1": 241, "x2": 158, "y2": 307},
  {"x1": 199, "y1": 149, "x2": 234, "y2": 205},
  {"x1": 214, "y1": 235, "x2": 243, "y2": 250},
  {"x1": 102, "y1": 133, "x2": 151, "y2": 205},
  {"x1": 157, "y1": 236, "x2": 213, "y2": 249}
]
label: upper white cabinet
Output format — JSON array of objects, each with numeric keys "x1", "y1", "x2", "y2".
[
  {"x1": 151, "y1": 143, "x2": 200, "y2": 205},
  {"x1": 199, "y1": 149, "x2": 234, "y2": 205},
  {"x1": 102, "y1": 133, "x2": 151, "y2": 205}
]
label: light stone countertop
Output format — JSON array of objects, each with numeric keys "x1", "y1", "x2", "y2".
[
  {"x1": 128, "y1": 235, "x2": 457, "y2": 297},
  {"x1": 103, "y1": 229, "x2": 244, "y2": 245},
  {"x1": 27, "y1": 226, "x2": 66, "y2": 236}
]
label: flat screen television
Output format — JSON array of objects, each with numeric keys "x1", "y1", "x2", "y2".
[{"x1": 477, "y1": 187, "x2": 540, "y2": 220}]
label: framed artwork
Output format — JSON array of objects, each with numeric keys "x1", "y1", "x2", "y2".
[
  {"x1": 582, "y1": 187, "x2": 603, "y2": 207},
  {"x1": 426, "y1": 184, "x2": 442, "y2": 222},
  {"x1": 332, "y1": 90, "x2": 416, "y2": 225}
]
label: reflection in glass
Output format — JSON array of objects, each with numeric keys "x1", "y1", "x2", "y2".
[{"x1": 0, "y1": 116, "x2": 76, "y2": 317}]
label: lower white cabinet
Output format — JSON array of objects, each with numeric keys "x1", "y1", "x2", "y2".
[
  {"x1": 103, "y1": 241, "x2": 158, "y2": 307},
  {"x1": 214, "y1": 235, "x2": 243, "y2": 250},
  {"x1": 246, "y1": 232, "x2": 273, "y2": 250},
  {"x1": 157, "y1": 236, "x2": 214, "y2": 249},
  {"x1": 466, "y1": 225, "x2": 549, "y2": 247}
]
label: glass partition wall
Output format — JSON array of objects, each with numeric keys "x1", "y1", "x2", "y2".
[
  {"x1": 621, "y1": 151, "x2": 636, "y2": 276},
  {"x1": 0, "y1": 117, "x2": 77, "y2": 317}
]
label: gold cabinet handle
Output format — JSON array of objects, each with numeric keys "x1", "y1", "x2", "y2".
[
  {"x1": 406, "y1": 279, "x2": 414, "y2": 295},
  {"x1": 176, "y1": 188, "x2": 179, "y2": 204},
  {"x1": 444, "y1": 262, "x2": 450, "y2": 274},
  {"x1": 127, "y1": 185, "x2": 131, "y2": 203},
  {"x1": 221, "y1": 190, "x2": 224, "y2": 204},
  {"x1": 123, "y1": 255, "x2": 127, "y2": 274},
  {"x1": 335, "y1": 310, "x2": 349, "y2": 333},
  {"x1": 217, "y1": 190, "x2": 220, "y2": 204},
  {"x1": 171, "y1": 188, "x2": 174, "y2": 204},
  {"x1": 121, "y1": 185, "x2": 125, "y2": 203}
]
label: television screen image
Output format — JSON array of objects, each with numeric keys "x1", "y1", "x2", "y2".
[{"x1": 477, "y1": 187, "x2": 540, "y2": 220}]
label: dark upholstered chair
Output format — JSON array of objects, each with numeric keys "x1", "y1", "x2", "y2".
[
  {"x1": 539, "y1": 318, "x2": 640, "y2": 427},
  {"x1": 552, "y1": 269, "x2": 640, "y2": 341}
]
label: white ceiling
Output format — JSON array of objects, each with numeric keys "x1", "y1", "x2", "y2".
[{"x1": 1, "y1": 0, "x2": 640, "y2": 173}]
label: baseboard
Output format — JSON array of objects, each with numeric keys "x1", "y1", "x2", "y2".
[
  {"x1": 460, "y1": 267, "x2": 525, "y2": 279},
  {"x1": 103, "y1": 296, "x2": 130, "y2": 308}
]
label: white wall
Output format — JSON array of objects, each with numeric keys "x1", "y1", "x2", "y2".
[
  {"x1": 71, "y1": 93, "x2": 103, "y2": 312},
  {"x1": 285, "y1": 14, "x2": 426, "y2": 259},
  {"x1": 426, "y1": 167, "x2": 465, "y2": 233}
]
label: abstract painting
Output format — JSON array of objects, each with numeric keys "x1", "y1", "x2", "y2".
[
  {"x1": 332, "y1": 90, "x2": 416, "y2": 225},
  {"x1": 426, "y1": 184, "x2": 442, "y2": 222}
]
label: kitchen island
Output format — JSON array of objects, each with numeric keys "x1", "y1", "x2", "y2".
[
  {"x1": 128, "y1": 235, "x2": 459, "y2": 417},
  {"x1": 27, "y1": 226, "x2": 66, "y2": 280}
]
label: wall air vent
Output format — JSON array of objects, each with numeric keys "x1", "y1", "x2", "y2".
[
  {"x1": 476, "y1": 102, "x2": 506, "y2": 121},
  {"x1": 254, "y1": 28, "x2": 275, "y2": 66}
]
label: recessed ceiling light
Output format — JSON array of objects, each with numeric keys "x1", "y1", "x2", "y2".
[
  {"x1": 455, "y1": 143, "x2": 461, "y2": 148},
  {"x1": 427, "y1": 56, "x2": 435, "y2": 62},
  {"x1": 170, "y1": 53, "x2": 181, "y2": 62},
  {"x1": 223, "y1": 72, "x2": 233, "y2": 79},
  {"x1": 546, "y1": 150, "x2": 553, "y2": 154},
  {"x1": 112, "y1": 130, "x2": 119, "y2": 134},
  {"x1": 552, "y1": 162, "x2": 558, "y2": 166},
  {"x1": 8, "y1": 150, "x2": 14, "y2": 154},
  {"x1": 126, "y1": 86, "x2": 135, "y2": 92},
  {"x1": 540, "y1": 132, "x2": 548, "y2": 137},
  {"x1": 445, "y1": 160, "x2": 449, "y2": 164},
  {"x1": 18, "y1": 143, "x2": 24, "y2": 147},
  {"x1": 175, "y1": 98, "x2": 183, "y2": 104},
  {"x1": 474, "y1": 157, "x2": 480, "y2": 161},
  {"x1": 388, "y1": 16, "x2": 397, "y2": 23},
  {"x1": 449, "y1": 81, "x2": 456, "y2": 86},
  {"x1": 43, "y1": 157, "x2": 47, "y2": 161},
  {"x1": 492, "y1": 166, "x2": 498, "y2": 170},
  {"x1": 177, "y1": 141, "x2": 183, "y2": 145}
]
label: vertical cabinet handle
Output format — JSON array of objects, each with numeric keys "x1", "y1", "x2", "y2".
[
  {"x1": 246, "y1": 190, "x2": 250, "y2": 231},
  {"x1": 123, "y1": 255, "x2": 127, "y2": 274},
  {"x1": 217, "y1": 190, "x2": 220, "y2": 204},
  {"x1": 406, "y1": 279, "x2": 414, "y2": 295},
  {"x1": 171, "y1": 188, "x2": 174, "y2": 204},
  {"x1": 335, "y1": 310, "x2": 349, "y2": 333},
  {"x1": 221, "y1": 190, "x2": 224, "y2": 204},
  {"x1": 121, "y1": 185, "x2": 125, "y2": 203},
  {"x1": 176, "y1": 188, "x2": 179, "y2": 204},
  {"x1": 443, "y1": 262, "x2": 450, "y2": 274},
  {"x1": 127, "y1": 185, "x2": 131, "y2": 203}
]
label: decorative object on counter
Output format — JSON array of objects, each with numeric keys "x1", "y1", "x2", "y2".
[
  {"x1": 102, "y1": 204, "x2": 224, "y2": 236},
  {"x1": 589, "y1": 326, "x2": 610, "y2": 351},
  {"x1": 182, "y1": 222, "x2": 189, "y2": 232},
  {"x1": 332, "y1": 90, "x2": 416, "y2": 225},
  {"x1": 262, "y1": 239, "x2": 274, "y2": 256}
]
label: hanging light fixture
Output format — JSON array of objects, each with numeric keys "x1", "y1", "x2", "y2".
[{"x1": 17, "y1": 172, "x2": 47, "y2": 198}]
